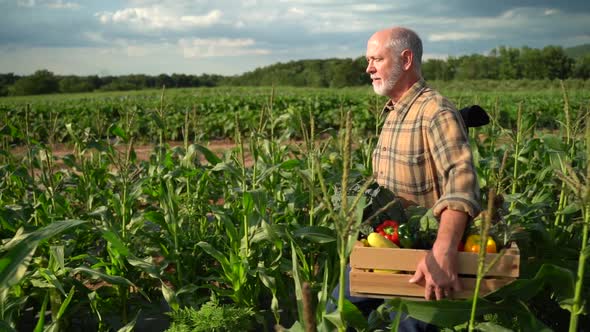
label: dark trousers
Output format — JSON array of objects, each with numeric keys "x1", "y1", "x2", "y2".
[{"x1": 328, "y1": 266, "x2": 438, "y2": 332}]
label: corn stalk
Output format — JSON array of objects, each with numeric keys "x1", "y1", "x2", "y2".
[
  {"x1": 509, "y1": 104, "x2": 523, "y2": 212},
  {"x1": 557, "y1": 122, "x2": 590, "y2": 332},
  {"x1": 468, "y1": 189, "x2": 495, "y2": 331},
  {"x1": 555, "y1": 81, "x2": 573, "y2": 227},
  {"x1": 313, "y1": 110, "x2": 373, "y2": 331}
]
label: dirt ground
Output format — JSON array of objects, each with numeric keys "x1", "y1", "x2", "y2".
[
  {"x1": 10, "y1": 139, "x2": 297, "y2": 168},
  {"x1": 129, "y1": 139, "x2": 244, "y2": 163}
]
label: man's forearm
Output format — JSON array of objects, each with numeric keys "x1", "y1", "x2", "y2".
[{"x1": 433, "y1": 208, "x2": 468, "y2": 253}]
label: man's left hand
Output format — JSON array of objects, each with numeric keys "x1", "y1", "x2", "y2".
[
  {"x1": 408, "y1": 208, "x2": 468, "y2": 300},
  {"x1": 409, "y1": 245, "x2": 462, "y2": 300}
]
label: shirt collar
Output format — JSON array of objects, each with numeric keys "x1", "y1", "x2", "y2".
[{"x1": 381, "y1": 79, "x2": 427, "y2": 116}]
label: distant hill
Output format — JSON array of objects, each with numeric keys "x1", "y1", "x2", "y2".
[{"x1": 565, "y1": 44, "x2": 590, "y2": 59}]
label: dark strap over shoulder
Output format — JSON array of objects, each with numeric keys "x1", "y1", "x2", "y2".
[{"x1": 459, "y1": 105, "x2": 490, "y2": 128}]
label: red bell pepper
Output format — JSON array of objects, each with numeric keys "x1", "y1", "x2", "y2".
[{"x1": 376, "y1": 220, "x2": 400, "y2": 246}]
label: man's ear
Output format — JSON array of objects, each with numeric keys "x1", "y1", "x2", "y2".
[{"x1": 401, "y1": 49, "x2": 413, "y2": 71}]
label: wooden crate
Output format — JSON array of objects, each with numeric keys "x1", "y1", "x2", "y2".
[{"x1": 349, "y1": 242, "x2": 519, "y2": 299}]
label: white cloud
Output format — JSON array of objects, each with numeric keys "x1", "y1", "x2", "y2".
[
  {"x1": 3, "y1": 1, "x2": 590, "y2": 76},
  {"x1": 349, "y1": 3, "x2": 394, "y2": 13},
  {"x1": 242, "y1": 0, "x2": 258, "y2": 7},
  {"x1": 17, "y1": 0, "x2": 79, "y2": 9},
  {"x1": 428, "y1": 32, "x2": 494, "y2": 42},
  {"x1": 233, "y1": 3, "x2": 378, "y2": 32},
  {"x1": 87, "y1": 38, "x2": 172, "y2": 58},
  {"x1": 287, "y1": 7, "x2": 304, "y2": 15},
  {"x1": 97, "y1": 7, "x2": 222, "y2": 30},
  {"x1": 46, "y1": 0, "x2": 80, "y2": 9},
  {"x1": 180, "y1": 11, "x2": 222, "y2": 26},
  {"x1": 278, "y1": 0, "x2": 340, "y2": 4},
  {"x1": 231, "y1": 1, "x2": 394, "y2": 32},
  {"x1": 307, "y1": 13, "x2": 374, "y2": 33},
  {"x1": 544, "y1": 9, "x2": 558, "y2": 16},
  {"x1": 498, "y1": 7, "x2": 559, "y2": 20},
  {"x1": 236, "y1": 9, "x2": 281, "y2": 25},
  {"x1": 178, "y1": 38, "x2": 270, "y2": 58}
]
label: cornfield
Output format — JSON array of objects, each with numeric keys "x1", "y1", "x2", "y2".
[{"x1": 1, "y1": 81, "x2": 589, "y2": 331}]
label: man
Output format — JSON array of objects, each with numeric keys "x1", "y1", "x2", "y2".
[
  {"x1": 367, "y1": 27, "x2": 481, "y2": 300},
  {"x1": 329, "y1": 27, "x2": 481, "y2": 331}
]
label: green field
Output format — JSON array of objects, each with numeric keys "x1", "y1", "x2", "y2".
[
  {"x1": 2, "y1": 80, "x2": 589, "y2": 144},
  {"x1": 1, "y1": 82, "x2": 589, "y2": 331}
]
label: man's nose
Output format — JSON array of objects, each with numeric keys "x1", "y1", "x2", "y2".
[{"x1": 366, "y1": 61, "x2": 375, "y2": 74}]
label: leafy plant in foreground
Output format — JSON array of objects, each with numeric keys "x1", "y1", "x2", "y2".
[{"x1": 165, "y1": 299, "x2": 254, "y2": 332}]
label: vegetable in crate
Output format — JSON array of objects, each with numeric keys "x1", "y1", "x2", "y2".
[
  {"x1": 366, "y1": 233, "x2": 400, "y2": 274},
  {"x1": 463, "y1": 234, "x2": 497, "y2": 253},
  {"x1": 375, "y1": 220, "x2": 400, "y2": 246},
  {"x1": 396, "y1": 222, "x2": 416, "y2": 248},
  {"x1": 367, "y1": 232, "x2": 399, "y2": 248},
  {"x1": 361, "y1": 184, "x2": 407, "y2": 227}
]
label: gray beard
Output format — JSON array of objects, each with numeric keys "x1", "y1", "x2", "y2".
[{"x1": 373, "y1": 65, "x2": 402, "y2": 97}]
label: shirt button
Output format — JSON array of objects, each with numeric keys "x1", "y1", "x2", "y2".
[
  {"x1": 380, "y1": 171, "x2": 383, "y2": 175},
  {"x1": 382, "y1": 147, "x2": 386, "y2": 151},
  {"x1": 386, "y1": 121, "x2": 391, "y2": 125}
]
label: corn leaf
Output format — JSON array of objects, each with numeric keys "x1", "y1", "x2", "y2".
[
  {"x1": 293, "y1": 226, "x2": 336, "y2": 244},
  {"x1": 0, "y1": 220, "x2": 87, "y2": 289},
  {"x1": 117, "y1": 309, "x2": 141, "y2": 332}
]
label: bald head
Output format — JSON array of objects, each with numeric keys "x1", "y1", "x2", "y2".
[{"x1": 372, "y1": 27, "x2": 423, "y2": 74}]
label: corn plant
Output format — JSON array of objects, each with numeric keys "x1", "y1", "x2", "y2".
[
  {"x1": 556, "y1": 122, "x2": 590, "y2": 332},
  {"x1": 0, "y1": 219, "x2": 88, "y2": 330}
]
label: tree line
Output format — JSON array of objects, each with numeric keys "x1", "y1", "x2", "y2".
[
  {"x1": 1, "y1": 45, "x2": 589, "y2": 96},
  {"x1": 0, "y1": 72, "x2": 224, "y2": 97}
]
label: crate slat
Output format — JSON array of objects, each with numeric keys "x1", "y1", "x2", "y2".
[
  {"x1": 350, "y1": 244, "x2": 519, "y2": 277},
  {"x1": 349, "y1": 242, "x2": 520, "y2": 299},
  {"x1": 349, "y1": 269, "x2": 514, "y2": 299}
]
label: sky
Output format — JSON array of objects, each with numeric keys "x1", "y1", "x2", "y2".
[{"x1": 0, "y1": 0, "x2": 589, "y2": 76}]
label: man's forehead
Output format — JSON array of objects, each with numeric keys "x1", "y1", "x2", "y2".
[
  {"x1": 366, "y1": 37, "x2": 386, "y2": 55},
  {"x1": 367, "y1": 31, "x2": 389, "y2": 49},
  {"x1": 367, "y1": 38, "x2": 381, "y2": 47}
]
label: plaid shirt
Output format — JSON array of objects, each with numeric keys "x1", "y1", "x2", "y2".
[{"x1": 372, "y1": 79, "x2": 481, "y2": 218}]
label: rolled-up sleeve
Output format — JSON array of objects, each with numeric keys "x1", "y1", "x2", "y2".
[{"x1": 428, "y1": 108, "x2": 481, "y2": 218}]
